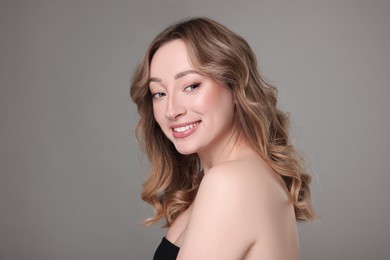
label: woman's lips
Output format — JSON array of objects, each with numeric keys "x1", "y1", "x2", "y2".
[{"x1": 171, "y1": 121, "x2": 201, "y2": 138}]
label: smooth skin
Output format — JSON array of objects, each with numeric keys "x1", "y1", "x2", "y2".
[{"x1": 149, "y1": 39, "x2": 299, "y2": 260}]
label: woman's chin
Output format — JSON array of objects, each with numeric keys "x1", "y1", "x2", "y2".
[{"x1": 174, "y1": 145, "x2": 198, "y2": 155}]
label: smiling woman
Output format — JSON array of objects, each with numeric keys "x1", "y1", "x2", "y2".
[
  {"x1": 149, "y1": 40, "x2": 235, "y2": 156},
  {"x1": 130, "y1": 17, "x2": 316, "y2": 260}
]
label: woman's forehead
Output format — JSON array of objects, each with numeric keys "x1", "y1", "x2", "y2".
[{"x1": 151, "y1": 40, "x2": 193, "y2": 74}]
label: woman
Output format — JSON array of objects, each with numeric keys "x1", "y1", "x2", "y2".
[{"x1": 130, "y1": 17, "x2": 315, "y2": 260}]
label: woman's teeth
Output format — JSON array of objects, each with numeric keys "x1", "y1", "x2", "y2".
[{"x1": 173, "y1": 122, "x2": 199, "y2": 133}]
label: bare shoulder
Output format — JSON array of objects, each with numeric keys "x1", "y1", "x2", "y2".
[
  {"x1": 177, "y1": 155, "x2": 299, "y2": 260},
  {"x1": 201, "y1": 155, "x2": 290, "y2": 206}
]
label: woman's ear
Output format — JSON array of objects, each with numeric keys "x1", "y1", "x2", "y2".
[
  {"x1": 231, "y1": 89, "x2": 239, "y2": 106},
  {"x1": 233, "y1": 94, "x2": 238, "y2": 105}
]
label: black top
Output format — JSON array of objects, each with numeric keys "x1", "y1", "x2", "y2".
[{"x1": 153, "y1": 237, "x2": 180, "y2": 260}]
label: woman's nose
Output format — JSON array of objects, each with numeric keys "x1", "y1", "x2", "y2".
[{"x1": 165, "y1": 95, "x2": 186, "y2": 120}]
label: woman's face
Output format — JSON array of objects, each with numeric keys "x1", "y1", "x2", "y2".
[{"x1": 149, "y1": 39, "x2": 236, "y2": 156}]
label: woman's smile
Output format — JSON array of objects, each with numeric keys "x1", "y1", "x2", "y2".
[{"x1": 171, "y1": 120, "x2": 201, "y2": 138}]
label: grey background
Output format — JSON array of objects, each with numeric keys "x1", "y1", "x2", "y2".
[{"x1": 1, "y1": 1, "x2": 389, "y2": 259}]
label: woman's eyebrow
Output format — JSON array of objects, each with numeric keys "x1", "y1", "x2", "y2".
[
  {"x1": 149, "y1": 70, "x2": 201, "y2": 83},
  {"x1": 149, "y1": 77, "x2": 161, "y2": 83},
  {"x1": 174, "y1": 70, "x2": 201, "y2": 80}
]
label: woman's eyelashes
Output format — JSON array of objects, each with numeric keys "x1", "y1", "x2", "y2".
[
  {"x1": 152, "y1": 92, "x2": 166, "y2": 100},
  {"x1": 184, "y1": 83, "x2": 201, "y2": 92},
  {"x1": 151, "y1": 83, "x2": 201, "y2": 100}
]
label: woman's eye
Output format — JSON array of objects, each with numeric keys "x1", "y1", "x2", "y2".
[
  {"x1": 152, "y1": 92, "x2": 166, "y2": 100},
  {"x1": 184, "y1": 83, "x2": 201, "y2": 92}
]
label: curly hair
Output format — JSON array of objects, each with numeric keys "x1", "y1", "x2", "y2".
[{"x1": 130, "y1": 17, "x2": 316, "y2": 226}]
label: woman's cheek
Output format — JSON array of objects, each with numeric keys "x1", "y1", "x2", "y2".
[
  {"x1": 194, "y1": 87, "x2": 217, "y2": 110},
  {"x1": 153, "y1": 105, "x2": 164, "y2": 127}
]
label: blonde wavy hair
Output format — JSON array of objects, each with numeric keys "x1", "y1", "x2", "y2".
[{"x1": 130, "y1": 17, "x2": 316, "y2": 226}]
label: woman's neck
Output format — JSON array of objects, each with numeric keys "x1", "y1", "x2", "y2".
[{"x1": 198, "y1": 131, "x2": 253, "y2": 173}]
